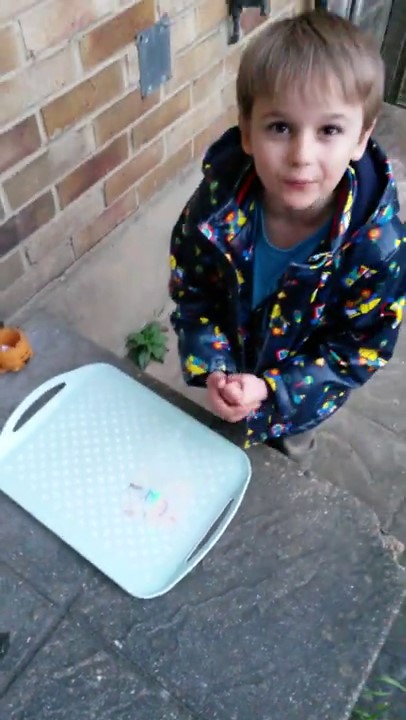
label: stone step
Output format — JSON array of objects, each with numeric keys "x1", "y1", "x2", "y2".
[{"x1": 1, "y1": 312, "x2": 403, "y2": 720}]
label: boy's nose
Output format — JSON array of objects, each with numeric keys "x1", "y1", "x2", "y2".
[{"x1": 288, "y1": 132, "x2": 314, "y2": 167}]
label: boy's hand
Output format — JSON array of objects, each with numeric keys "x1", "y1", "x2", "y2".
[
  {"x1": 228, "y1": 374, "x2": 268, "y2": 408},
  {"x1": 207, "y1": 372, "x2": 247, "y2": 422},
  {"x1": 206, "y1": 372, "x2": 267, "y2": 423}
]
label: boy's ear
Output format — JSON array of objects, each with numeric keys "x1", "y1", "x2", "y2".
[
  {"x1": 351, "y1": 120, "x2": 376, "y2": 162},
  {"x1": 239, "y1": 115, "x2": 252, "y2": 156}
]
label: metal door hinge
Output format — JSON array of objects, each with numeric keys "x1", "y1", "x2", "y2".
[{"x1": 228, "y1": 1, "x2": 270, "y2": 44}]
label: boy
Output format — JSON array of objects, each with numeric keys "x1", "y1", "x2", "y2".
[{"x1": 169, "y1": 10, "x2": 406, "y2": 462}]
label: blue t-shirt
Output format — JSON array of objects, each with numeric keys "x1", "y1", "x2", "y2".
[{"x1": 252, "y1": 208, "x2": 331, "y2": 308}]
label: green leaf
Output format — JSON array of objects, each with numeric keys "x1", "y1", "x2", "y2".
[
  {"x1": 363, "y1": 689, "x2": 390, "y2": 699},
  {"x1": 379, "y1": 675, "x2": 406, "y2": 693},
  {"x1": 126, "y1": 331, "x2": 143, "y2": 346},
  {"x1": 142, "y1": 327, "x2": 154, "y2": 342},
  {"x1": 138, "y1": 349, "x2": 151, "y2": 370},
  {"x1": 351, "y1": 710, "x2": 370, "y2": 720},
  {"x1": 152, "y1": 346, "x2": 167, "y2": 363},
  {"x1": 149, "y1": 320, "x2": 162, "y2": 333},
  {"x1": 126, "y1": 321, "x2": 167, "y2": 368},
  {"x1": 351, "y1": 705, "x2": 389, "y2": 720},
  {"x1": 150, "y1": 339, "x2": 167, "y2": 353},
  {"x1": 127, "y1": 348, "x2": 141, "y2": 364}
]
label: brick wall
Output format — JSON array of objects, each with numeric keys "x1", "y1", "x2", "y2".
[{"x1": 0, "y1": 0, "x2": 311, "y2": 317}]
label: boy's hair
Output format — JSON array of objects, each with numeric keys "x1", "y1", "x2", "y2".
[{"x1": 236, "y1": 10, "x2": 385, "y2": 130}]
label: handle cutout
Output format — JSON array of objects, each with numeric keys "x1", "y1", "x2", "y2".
[
  {"x1": 187, "y1": 499, "x2": 234, "y2": 564},
  {"x1": 13, "y1": 383, "x2": 66, "y2": 432}
]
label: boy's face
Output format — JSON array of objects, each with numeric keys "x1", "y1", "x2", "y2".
[{"x1": 240, "y1": 88, "x2": 374, "y2": 216}]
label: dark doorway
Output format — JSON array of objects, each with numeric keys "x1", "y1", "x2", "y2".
[
  {"x1": 381, "y1": 0, "x2": 406, "y2": 106},
  {"x1": 317, "y1": 1, "x2": 405, "y2": 107}
]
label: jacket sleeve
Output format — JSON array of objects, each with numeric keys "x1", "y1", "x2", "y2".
[
  {"x1": 169, "y1": 199, "x2": 238, "y2": 387},
  {"x1": 254, "y1": 224, "x2": 406, "y2": 438}
]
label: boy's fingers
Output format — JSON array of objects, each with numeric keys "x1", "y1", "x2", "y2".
[
  {"x1": 208, "y1": 389, "x2": 233, "y2": 416},
  {"x1": 209, "y1": 393, "x2": 246, "y2": 422},
  {"x1": 221, "y1": 383, "x2": 243, "y2": 405},
  {"x1": 208, "y1": 371, "x2": 226, "y2": 389}
]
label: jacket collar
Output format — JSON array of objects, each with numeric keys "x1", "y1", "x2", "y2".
[
  {"x1": 198, "y1": 162, "x2": 357, "y2": 266},
  {"x1": 197, "y1": 127, "x2": 399, "y2": 261}
]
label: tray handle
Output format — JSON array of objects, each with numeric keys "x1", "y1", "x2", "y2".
[
  {"x1": 184, "y1": 497, "x2": 239, "y2": 572},
  {"x1": 1, "y1": 370, "x2": 77, "y2": 440}
]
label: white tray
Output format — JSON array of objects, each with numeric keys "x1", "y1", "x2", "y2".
[{"x1": 0, "y1": 364, "x2": 251, "y2": 598}]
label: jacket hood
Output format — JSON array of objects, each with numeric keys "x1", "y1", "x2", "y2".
[{"x1": 202, "y1": 126, "x2": 400, "y2": 233}]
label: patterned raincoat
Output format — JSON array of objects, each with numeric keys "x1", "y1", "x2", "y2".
[{"x1": 169, "y1": 127, "x2": 406, "y2": 447}]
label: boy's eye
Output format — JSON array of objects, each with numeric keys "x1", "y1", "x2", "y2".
[
  {"x1": 321, "y1": 125, "x2": 343, "y2": 136},
  {"x1": 267, "y1": 122, "x2": 290, "y2": 135}
]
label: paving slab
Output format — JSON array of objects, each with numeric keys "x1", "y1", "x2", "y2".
[
  {"x1": 0, "y1": 563, "x2": 61, "y2": 696},
  {"x1": 0, "y1": 615, "x2": 198, "y2": 720},
  {"x1": 1, "y1": 312, "x2": 404, "y2": 720},
  {"x1": 0, "y1": 494, "x2": 94, "y2": 605},
  {"x1": 74, "y1": 447, "x2": 404, "y2": 720},
  {"x1": 311, "y1": 407, "x2": 406, "y2": 538}
]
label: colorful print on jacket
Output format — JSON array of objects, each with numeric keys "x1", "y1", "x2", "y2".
[{"x1": 169, "y1": 127, "x2": 406, "y2": 447}]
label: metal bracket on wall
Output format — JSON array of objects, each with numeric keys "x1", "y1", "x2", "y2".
[
  {"x1": 136, "y1": 15, "x2": 172, "y2": 98},
  {"x1": 227, "y1": 1, "x2": 270, "y2": 45}
]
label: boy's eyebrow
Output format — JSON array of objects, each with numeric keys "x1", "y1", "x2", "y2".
[
  {"x1": 320, "y1": 113, "x2": 349, "y2": 121},
  {"x1": 260, "y1": 110, "x2": 350, "y2": 122}
]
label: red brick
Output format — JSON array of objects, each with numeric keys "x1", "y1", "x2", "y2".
[
  {"x1": 0, "y1": 116, "x2": 41, "y2": 175},
  {"x1": 165, "y1": 93, "x2": 222, "y2": 154},
  {"x1": 192, "y1": 62, "x2": 224, "y2": 104},
  {"x1": 20, "y1": 0, "x2": 112, "y2": 56},
  {"x1": 42, "y1": 61, "x2": 124, "y2": 138},
  {"x1": 24, "y1": 237, "x2": 74, "y2": 278},
  {"x1": 132, "y1": 87, "x2": 190, "y2": 149},
  {"x1": 0, "y1": 23, "x2": 25, "y2": 75},
  {"x1": 0, "y1": 191, "x2": 55, "y2": 257},
  {"x1": 25, "y1": 186, "x2": 104, "y2": 263},
  {"x1": 94, "y1": 88, "x2": 159, "y2": 146},
  {"x1": 104, "y1": 138, "x2": 164, "y2": 205},
  {"x1": 193, "y1": 111, "x2": 234, "y2": 160},
  {"x1": 138, "y1": 141, "x2": 193, "y2": 203},
  {"x1": 4, "y1": 126, "x2": 93, "y2": 211},
  {"x1": 225, "y1": 46, "x2": 242, "y2": 78},
  {"x1": 0, "y1": 45, "x2": 77, "y2": 127},
  {"x1": 165, "y1": 32, "x2": 223, "y2": 96},
  {"x1": 0, "y1": 248, "x2": 25, "y2": 292},
  {"x1": 158, "y1": 0, "x2": 191, "y2": 12},
  {"x1": 1, "y1": 240, "x2": 74, "y2": 317},
  {"x1": 196, "y1": 0, "x2": 227, "y2": 37},
  {"x1": 171, "y1": 8, "x2": 197, "y2": 53},
  {"x1": 0, "y1": 0, "x2": 35, "y2": 24},
  {"x1": 80, "y1": 0, "x2": 155, "y2": 70},
  {"x1": 72, "y1": 187, "x2": 138, "y2": 258},
  {"x1": 57, "y1": 135, "x2": 128, "y2": 208},
  {"x1": 125, "y1": 43, "x2": 140, "y2": 86},
  {"x1": 222, "y1": 78, "x2": 236, "y2": 110}
]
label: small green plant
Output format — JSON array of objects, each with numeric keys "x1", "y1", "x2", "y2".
[
  {"x1": 351, "y1": 675, "x2": 406, "y2": 720},
  {"x1": 126, "y1": 320, "x2": 168, "y2": 370}
]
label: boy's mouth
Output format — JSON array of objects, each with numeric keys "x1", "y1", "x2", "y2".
[{"x1": 283, "y1": 179, "x2": 316, "y2": 189}]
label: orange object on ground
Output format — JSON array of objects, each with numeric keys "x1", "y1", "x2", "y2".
[{"x1": 0, "y1": 326, "x2": 33, "y2": 373}]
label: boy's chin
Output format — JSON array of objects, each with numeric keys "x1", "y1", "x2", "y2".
[
  {"x1": 277, "y1": 191, "x2": 332, "y2": 215},
  {"x1": 281, "y1": 197, "x2": 323, "y2": 213}
]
